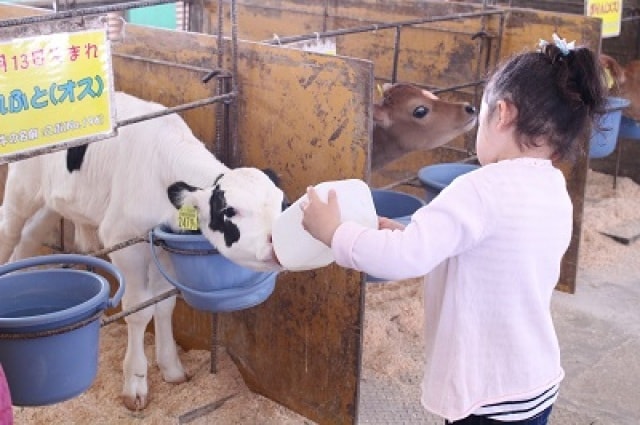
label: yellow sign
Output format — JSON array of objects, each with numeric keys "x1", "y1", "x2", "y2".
[
  {"x1": 0, "y1": 29, "x2": 114, "y2": 159},
  {"x1": 586, "y1": 0, "x2": 623, "y2": 38}
]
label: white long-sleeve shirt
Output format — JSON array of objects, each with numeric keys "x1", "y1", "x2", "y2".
[{"x1": 331, "y1": 158, "x2": 571, "y2": 421}]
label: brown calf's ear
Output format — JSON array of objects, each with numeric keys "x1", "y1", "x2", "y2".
[{"x1": 373, "y1": 104, "x2": 392, "y2": 128}]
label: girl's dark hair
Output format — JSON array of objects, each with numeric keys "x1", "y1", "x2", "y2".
[{"x1": 483, "y1": 41, "x2": 607, "y2": 161}]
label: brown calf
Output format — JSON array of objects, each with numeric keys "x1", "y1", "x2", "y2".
[{"x1": 371, "y1": 83, "x2": 478, "y2": 170}]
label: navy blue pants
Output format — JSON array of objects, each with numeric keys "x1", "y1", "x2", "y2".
[{"x1": 445, "y1": 406, "x2": 552, "y2": 425}]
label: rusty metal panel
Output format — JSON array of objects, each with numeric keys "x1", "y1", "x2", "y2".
[
  {"x1": 331, "y1": 24, "x2": 486, "y2": 88},
  {"x1": 113, "y1": 24, "x2": 373, "y2": 425},
  {"x1": 235, "y1": 42, "x2": 372, "y2": 189},
  {"x1": 205, "y1": 1, "x2": 603, "y2": 297},
  {"x1": 221, "y1": 3, "x2": 326, "y2": 41},
  {"x1": 218, "y1": 1, "x2": 493, "y2": 48},
  {"x1": 226, "y1": 43, "x2": 372, "y2": 425},
  {"x1": 0, "y1": 4, "x2": 48, "y2": 19},
  {"x1": 499, "y1": 9, "x2": 602, "y2": 59},
  {"x1": 111, "y1": 55, "x2": 219, "y2": 152}
]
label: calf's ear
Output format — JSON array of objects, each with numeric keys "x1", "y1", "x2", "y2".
[
  {"x1": 167, "y1": 181, "x2": 200, "y2": 209},
  {"x1": 261, "y1": 168, "x2": 281, "y2": 187},
  {"x1": 373, "y1": 104, "x2": 391, "y2": 128},
  {"x1": 421, "y1": 89, "x2": 439, "y2": 100},
  {"x1": 260, "y1": 168, "x2": 290, "y2": 210}
]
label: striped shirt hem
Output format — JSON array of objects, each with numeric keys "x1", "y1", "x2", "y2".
[{"x1": 472, "y1": 384, "x2": 559, "y2": 421}]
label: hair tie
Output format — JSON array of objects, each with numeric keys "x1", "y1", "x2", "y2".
[{"x1": 538, "y1": 33, "x2": 576, "y2": 56}]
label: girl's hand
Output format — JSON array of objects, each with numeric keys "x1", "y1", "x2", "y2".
[
  {"x1": 378, "y1": 216, "x2": 405, "y2": 231},
  {"x1": 301, "y1": 187, "x2": 342, "y2": 247}
]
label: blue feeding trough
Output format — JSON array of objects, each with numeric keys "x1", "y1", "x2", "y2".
[
  {"x1": 418, "y1": 162, "x2": 480, "y2": 203},
  {"x1": 0, "y1": 254, "x2": 124, "y2": 406},
  {"x1": 150, "y1": 226, "x2": 278, "y2": 313},
  {"x1": 589, "y1": 96, "x2": 631, "y2": 158},
  {"x1": 371, "y1": 189, "x2": 425, "y2": 226},
  {"x1": 619, "y1": 115, "x2": 640, "y2": 140},
  {"x1": 367, "y1": 189, "x2": 425, "y2": 282}
]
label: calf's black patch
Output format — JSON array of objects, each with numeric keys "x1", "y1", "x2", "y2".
[
  {"x1": 208, "y1": 185, "x2": 240, "y2": 247},
  {"x1": 66, "y1": 145, "x2": 88, "y2": 173}
]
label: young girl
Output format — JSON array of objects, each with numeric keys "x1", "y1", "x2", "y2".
[{"x1": 301, "y1": 35, "x2": 607, "y2": 424}]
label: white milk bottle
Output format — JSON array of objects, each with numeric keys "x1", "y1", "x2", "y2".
[{"x1": 272, "y1": 179, "x2": 378, "y2": 271}]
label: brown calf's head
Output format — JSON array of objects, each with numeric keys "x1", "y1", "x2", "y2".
[{"x1": 372, "y1": 83, "x2": 477, "y2": 170}]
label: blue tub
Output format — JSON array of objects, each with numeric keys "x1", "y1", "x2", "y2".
[
  {"x1": 0, "y1": 255, "x2": 124, "y2": 406},
  {"x1": 589, "y1": 96, "x2": 631, "y2": 158},
  {"x1": 618, "y1": 115, "x2": 640, "y2": 140},
  {"x1": 371, "y1": 189, "x2": 425, "y2": 226},
  {"x1": 367, "y1": 189, "x2": 425, "y2": 282},
  {"x1": 418, "y1": 163, "x2": 480, "y2": 203},
  {"x1": 150, "y1": 226, "x2": 278, "y2": 312}
]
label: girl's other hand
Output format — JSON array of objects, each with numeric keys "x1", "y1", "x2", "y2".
[
  {"x1": 378, "y1": 216, "x2": 405, "y2": 231},
  {"x1": 301, "y1": 187, "x2": 342, "y2": 247}
]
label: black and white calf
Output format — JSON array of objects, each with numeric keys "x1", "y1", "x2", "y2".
[{"x1": 0, "y1": 92, "x2": 284, "y2": 410}]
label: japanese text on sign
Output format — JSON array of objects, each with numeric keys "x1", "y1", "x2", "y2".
[
  {"x1": 0, "y1": 29, "x2": 114, "y2": 158},
  {"x1": 586, "y1": 0, "x2": 623, "y2": 38}
]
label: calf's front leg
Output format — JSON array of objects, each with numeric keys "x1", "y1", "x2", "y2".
[{"x1": 109, "y1": 246, "x2": 155, "y2": 411}]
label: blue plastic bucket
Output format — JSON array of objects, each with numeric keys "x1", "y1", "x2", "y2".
[
  {"x1": 619, "y1": 115, "x2": 640, "y2": 140},
  {"x1": 0, "y1": 254, "x2": 124, "y2": 406},
  {"x1": 589, "y1": 96, "x2": 631, "y2": 158},
  {"x1": 371, "y1": 189, "x2": 425, "y2": 226},
  {"x1": 150, "y1": 226, "x2": 278, "y2": 312},
  {"x1": 367, "y1": 190, "x2": 426, "y2": 283},
  {"x1": 418, "y1": 163, "x2": 480, "y2": 203}
]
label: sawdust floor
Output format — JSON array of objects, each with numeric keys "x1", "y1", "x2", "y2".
[{"x1": 11, "y1": 170, "x2": 640, "y2": 425}]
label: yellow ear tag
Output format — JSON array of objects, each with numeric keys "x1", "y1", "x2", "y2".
[
  {"x1": 604, "y1": 68, "x2": 615, "y2": 89},
  {"x1": 178, "y1": 205, "x2": 199, "y2": 231},
  {"x1": 376, "y1": 83, "x2": 384, "y2": 98}
]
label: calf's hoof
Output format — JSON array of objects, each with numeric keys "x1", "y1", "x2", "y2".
[
  {"x1": 122, "y1": 394, "x2": 149, "y2": 411},
  {"x1": 164, "y1": 373, "x2": 189, "y2": 384}
]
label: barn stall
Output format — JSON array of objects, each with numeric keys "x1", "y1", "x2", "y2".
[{"x1": 0, "y1": 1, "x2": 603, "y2": 424}]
